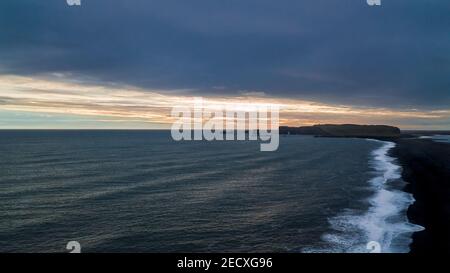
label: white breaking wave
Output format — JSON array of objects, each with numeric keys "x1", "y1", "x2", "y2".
[{"x1": 304, "y1": 140, "x2": 424, "y2": 253}]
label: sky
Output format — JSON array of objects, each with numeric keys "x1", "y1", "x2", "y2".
[{"x1": 0, "y1": 0, "x2": 449, "y2": 129}]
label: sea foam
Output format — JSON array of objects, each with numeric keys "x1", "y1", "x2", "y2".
[{"x1": 304, "y1": 140, "x2": 424, "y2": 253}]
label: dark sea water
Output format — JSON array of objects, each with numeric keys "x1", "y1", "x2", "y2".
[
  {"x1": 0, "y1": 131, "x2": 421, "y2": 253},
  {"x1": 430, "y1": 135, "x2": 450, "y2": 144}
]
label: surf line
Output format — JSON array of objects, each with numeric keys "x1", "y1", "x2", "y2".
[
  {"x1": 363, "y1": 139, "x2": 424, "y2": 252},
  {"x1": 306, "y1": 139, "x2": 425, "y2": 253}
]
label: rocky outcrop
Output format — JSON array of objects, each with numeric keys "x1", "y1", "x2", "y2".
[{"x1": 279, "y1": 124, "x2": 401, "y2": 138}]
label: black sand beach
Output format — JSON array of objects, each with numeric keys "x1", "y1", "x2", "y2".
[{"x1": 392, "y1": 138, "x2": 450, "y2": 254}]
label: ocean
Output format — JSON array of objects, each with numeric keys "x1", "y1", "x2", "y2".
[
  {"x1": 431, "y1": 135, "x2": 450, "y2": 144},
  {"x1": 0, "y1": 131, "x2": 422, "y2": 253}
]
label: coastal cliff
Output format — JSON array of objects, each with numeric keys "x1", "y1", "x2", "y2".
[{"x1": 279, "y1": 124, "x2": 401, "y2": 138}]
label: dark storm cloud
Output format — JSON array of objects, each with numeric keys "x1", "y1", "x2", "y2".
[{"x1": 1, "y1": 0, "x2": 449, "y2": 108}]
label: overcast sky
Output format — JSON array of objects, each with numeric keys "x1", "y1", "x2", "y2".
[{"x1": 0, "y1": 0, "x2": 449, "y2": 129}]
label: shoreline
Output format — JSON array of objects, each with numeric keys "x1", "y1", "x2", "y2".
[
  {"x1": 390, "y1": 138, "x2": 450, "y2": 253},
  {"x1": 365, "y1": 139, "x2": 420, "y2": 253}
]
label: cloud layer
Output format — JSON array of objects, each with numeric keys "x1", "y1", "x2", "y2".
[
  {"x1": 1, "y1": 0, "x2": 450, "y2": 110},
  {"x1": 1, "y1": 75, "x2": 448, "y2": 129}
]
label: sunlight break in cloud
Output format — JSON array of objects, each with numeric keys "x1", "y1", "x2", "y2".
[{"x1": 0, "y1": 75, "x2": 449, "y2": 129}]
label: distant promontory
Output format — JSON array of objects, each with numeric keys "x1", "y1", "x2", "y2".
[{"x1": 279, "y1": 124, "x2": 401, "y2": 138}]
